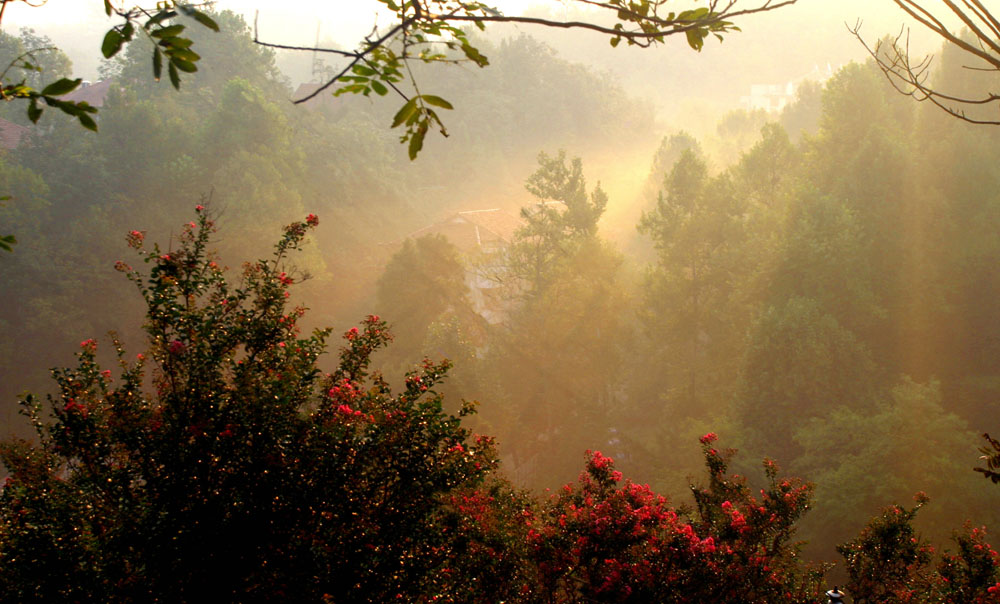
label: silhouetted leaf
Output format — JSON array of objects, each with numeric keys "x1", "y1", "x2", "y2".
[{"x1": 41, "y1": 78, "x2": 81, "y2": 96}]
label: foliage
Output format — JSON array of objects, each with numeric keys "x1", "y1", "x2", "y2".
[
  {"x1": 976, "y1": 433, "x2": 1000, "y2": 485},
  {"x1": 505, "y1": 150, "x2": 608, "y2": 298},
  {"x1": 838, "y1": 495, "x2": 1000, "y2": 604},
  {"x1": 637, "y1": 147, "x2": 746, "y2": 419},
  {"x1": 0, "y1": 2, "x2": 218, "y2": 130},
  {"x1": 0, "y1": 210, "x2": 499, "y2": 602},
  {"x1": 266, "y1": 0, "x2": 796, "y2": 158},
  {"x1": 375, "y1": 233, "x2": 478, "y2": 372},
  {"x1": 838, "y1": 494, "x2": 936, "y2": 603},
  {"x1": 526, "y1": 435, "x2": 825, "y2": 603}
]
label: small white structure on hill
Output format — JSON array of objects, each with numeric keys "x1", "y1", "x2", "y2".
[{"x1": 740, "y1": 64, "x2": 836, "y2": 113}]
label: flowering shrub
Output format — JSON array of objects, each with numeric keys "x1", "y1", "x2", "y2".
[
  {"x1": 933, "y1": 525, "x2": 1000, "y2": 603},
  {"x1": 6, "y1": 209, "x2": 999, "y2": 603},
  {"x1": 525, "y1": 438, "x2": 826, "y2": 603},
  {"x1": 839, "y1": 494, "x2": 1000, "y2": 604},
  {"x1": 0, "y1": 209, "x2": 498, "y2": 603}
]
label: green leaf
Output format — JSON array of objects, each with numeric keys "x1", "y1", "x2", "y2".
[
  {"x1": 352, "y1": 64, "x2": 377, "y2": 77},
  {"x1": 460, "y1": 42, "x2": 488, "y2": 67},
  {"x1": 151, "y1": 24, "x2": 186, "y2": 39},
  {"x1": 0, "y1": 234, "x2": 16, "y2": 252},
  {"x1": 391, "y1": 98, "x2": 419, "y2": 129},
  {"x1": 102, "y1": 30, "x2": 124, "y2": 58},
  {"x1": 26, "y1": 99, "x2": 41, "y2": 124},
  {"x1": 104, "y1": 0, "x2": 113, "y2": 16},
  {"x1": 333, "y1": 83, "x2": 368, "y2": 96},
  {"x1": 41, "y1": 78, "x2": 81, "y2": 97},
  {"x1": 167, "y1": 48, "x2": 200, "y2": 63},
  {"x1": 171, "y1": 57, "x2": 198, "y2": 73},
  {"x1": 188, "y1": 9, "x2": 220, "y2": 32},
  {"x1": 162, "y1": 36, "x2": 194, "y2": 49},
  {"x1": 77, "y1": 112, "x2": 98, "y2": 132},
  {"x1": 168, "y1": 61, "x2": 181, "y2": 89},
  {"x1": 370, "y1": 80, "x2": 388, "y2": 96},
  {"x1": 408, "y1": 121, "x2": 428, "y2": 160},
  {"x1": 610, "y1": 36, "x2": 621, "y2": 48},
  {"x1": 153, "y1": 47, "x2": 163, "y2": 81},
  {"x1": 685, "y1": 28, "x2": 706, "y2": 51},
  {"x1": 122, "y1": 21, "x2": 135, "y2": 40},
  {"x1": 420, "y1": 95, "x2": 453, "y2": 110}
]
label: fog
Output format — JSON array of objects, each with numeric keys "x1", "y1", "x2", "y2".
[{"x1": 2, "y1": 0, "x2": 1000, "y2": 585}]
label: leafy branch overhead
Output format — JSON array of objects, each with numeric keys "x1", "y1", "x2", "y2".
[
  {"x1": 255, "y1": 0, "x2": 797, "y2": 158},
  {"x1": 0, "y1": 1, "x2": 218, "y2": 130},
  {"x1": 100, "y1": 1, "x2": 218, "y2": 90},
  {"x1": 0, "y1": 52, "x2": 98, "y2": 131}
]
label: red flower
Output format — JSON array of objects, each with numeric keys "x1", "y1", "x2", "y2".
[
  {"x1": 305, "y1": 213, "x2": 319, "y2": 226},
  {"x1": 126, "y1": 230, "x2": 144, "y2": 248},
  {"x1": 699, "y1": 432, "x2": 718, "y2": 445}
]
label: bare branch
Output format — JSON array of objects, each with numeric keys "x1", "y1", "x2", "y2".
[{"x1": 850, "y1": 20, "x2": 1000, "y2": 126}]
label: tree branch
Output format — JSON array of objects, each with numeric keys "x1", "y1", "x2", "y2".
[{"x1": 850, "y1": 20, "x2": 1000, "y2": 126}]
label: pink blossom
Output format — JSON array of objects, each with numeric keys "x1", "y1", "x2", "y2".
[
  {"x1": 305, "y1": 213, "x2": 319, "y2": 226},
  {"x1": 126, "y1": 230, "x2": 144, "y2": 248},
  {"x1": 195, "y1": 204, "x2": 204, "y2": 212},
  {"x1": 699, "y1": 432, "x2": 718, "y2": 444}
]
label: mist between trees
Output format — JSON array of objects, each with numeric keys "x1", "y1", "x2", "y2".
[{"x1": 3, "y1": 5, "x2": 1000, "y2": 602}]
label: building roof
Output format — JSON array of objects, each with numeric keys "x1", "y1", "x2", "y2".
[
  {"x1": 0, "y1": 118, "x2": 30, "y2": 150},
  {"x1": 404, "y1": 208, "x2": 524, "y2": 252},
  {"x1": 63, "y1": 79, "x2": 112, "y2": 108},
  {"x1": 454, "y1": 208, "x2": 524, "y2": 242}
]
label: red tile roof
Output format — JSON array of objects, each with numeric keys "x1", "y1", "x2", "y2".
[
  {"x1": 0, "y1": 118, "x2": 30, "y2": 150},
  {"x1": 62, "y1": 79, "x2": 112, "y2": 108}
]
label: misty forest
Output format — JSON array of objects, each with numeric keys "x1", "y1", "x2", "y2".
[{"x1": 4, "y1": 0, "x2": 1000, "y2": 602}]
